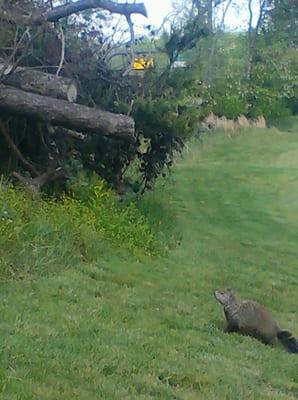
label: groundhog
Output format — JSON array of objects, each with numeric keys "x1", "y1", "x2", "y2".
[{"x1": 214, "y1": 288, "x2": 298, "y2": 353}]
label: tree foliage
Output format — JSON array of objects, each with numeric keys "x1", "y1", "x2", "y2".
[{"x1": 186, "y1": 0, "x2": 297, "y2": 122}]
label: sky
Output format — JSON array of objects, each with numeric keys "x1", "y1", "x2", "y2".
[
  {"x1": 142, "y1": 0, "x2": 173, "y2": 27},
  {"x1": 134, "y1": 0, "x2": 260, "y2": 32}
]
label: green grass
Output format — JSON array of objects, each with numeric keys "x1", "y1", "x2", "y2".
[{"x1": 1, "y1": 120, "x2": 298, "y2": 399}]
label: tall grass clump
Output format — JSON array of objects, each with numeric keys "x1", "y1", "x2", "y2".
[{"x1": 0, "y1": 178, "x2": 157, "y2": 279}]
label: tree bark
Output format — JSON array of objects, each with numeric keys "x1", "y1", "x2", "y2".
[
  {"x1": 2, "y1": 68, "x2": 77, "y2": 102},
  {"x1": 0, "y1": 84, "x2": 135, "y2": 138}
]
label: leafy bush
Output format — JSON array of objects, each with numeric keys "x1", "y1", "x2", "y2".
[
  {"x1": 213, "y1": 94, "x2": 247, "y2": 119},
  {"x1": 246, "y1": 87, "x2": 292, "y2": 120}
]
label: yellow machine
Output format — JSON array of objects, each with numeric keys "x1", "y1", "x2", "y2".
[{"x1": 133, "y1": 56, "x2": 155, "y2": 70}]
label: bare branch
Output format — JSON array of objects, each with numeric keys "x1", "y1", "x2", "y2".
[
  {"x1": 0, "y1": 28, "x2": 31, "y2": 79},
  {"x1": 56, "y1": 24, "x2": 65, "y2": 76},
  {"x1": 123, "y1": 14, "x2": 136, "y2": 77},
  {"x1": 0, "y1": 119, "x2": 39, "y2": 176},
  {"x1": 1, "y1": 1, "x2": 147, "y2": 27},
  {"x1": 32, "y1": 0, "x2": 147, "y2": 25}
]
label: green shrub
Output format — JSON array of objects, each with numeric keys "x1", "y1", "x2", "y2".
[
  {"x1": 213, "y1": 94, "x2": 247, "y2": 119},
  {"x1": 246, "y1": 87, "x2": 292, "y2": 120}
]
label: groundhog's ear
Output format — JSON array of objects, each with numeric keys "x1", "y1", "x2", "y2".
[{"x1": 227, "y1": 288, "x2": 233, "y2": 293}]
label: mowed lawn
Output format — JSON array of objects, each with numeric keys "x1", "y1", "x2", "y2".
[{"x1": 1, "y1": 123, "x2": 298, "y2": 399}]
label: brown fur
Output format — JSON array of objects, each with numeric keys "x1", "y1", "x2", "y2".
[{"x1": 214, "y1": 289, "x2": 298, "y2": 353}]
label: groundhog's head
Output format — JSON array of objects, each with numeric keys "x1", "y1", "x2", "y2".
[{"x1": 214, "y1": 288, "x2": 236, "y2": 305}]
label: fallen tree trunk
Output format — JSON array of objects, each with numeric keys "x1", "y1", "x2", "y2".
[
  {"x1": 0, "y1": 84, "x2": 135, "y2": 138},
  {"x1": 2, "y1": 67, "x2": 77, "y2": 102}
]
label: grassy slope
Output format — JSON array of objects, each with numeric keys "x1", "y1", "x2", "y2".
[{"x1": 1, "y1": 123, "x2": 298, "y2": 399}]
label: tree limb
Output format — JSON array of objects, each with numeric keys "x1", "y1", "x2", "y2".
[
  {"x1": 31, "y1": 0, "x2": 147, "y2": 24},
  {"x1": 56, "y1": 24, "x2": 65, "y2": 76},
  {"x1": 123, "y1": 14, "x2": 136, "y2": 76},
  {"x1": 0, "y1": 28, "x2": 31, "y2": 79}
]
